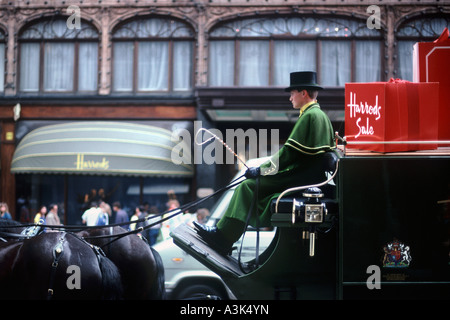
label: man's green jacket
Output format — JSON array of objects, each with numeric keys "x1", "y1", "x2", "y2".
[{"x1": 219, "y1": 102, "x2": 337, "y2": 228}]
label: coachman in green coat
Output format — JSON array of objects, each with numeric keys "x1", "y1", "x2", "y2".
[{"x1": 194, "y1": 71, "x2": 336, "y2": 255}]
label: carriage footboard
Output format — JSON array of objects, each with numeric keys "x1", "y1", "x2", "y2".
[{"x1": 171, "y1": 223, "x2": 250, "y2": 279}]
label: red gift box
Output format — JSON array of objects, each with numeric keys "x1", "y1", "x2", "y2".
[
  {"x1": 345, "y1": 79, "x2": 439, "y2": 153},
  {"x1": 413, "y1": 28, "x2": 450, "y2": 145}
]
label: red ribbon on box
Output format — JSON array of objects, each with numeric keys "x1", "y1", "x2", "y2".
[{"x1": 433, "y1": 27, "x2": 449, "y2": 43}]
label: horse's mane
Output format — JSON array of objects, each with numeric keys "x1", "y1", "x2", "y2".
[
  {"x1": 0, "y1": 219, "x2": 22, "y2": 227},
  {"x1": 0, "y1": 219, "x2": 24, "y2": 233}
]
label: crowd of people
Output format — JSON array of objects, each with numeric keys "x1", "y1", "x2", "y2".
[{"x1": 0, "y1": 190, "x2": 210, "y2": 247}]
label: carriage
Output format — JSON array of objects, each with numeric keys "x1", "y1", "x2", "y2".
[
  {"x1": 171, "y1": 146, "x2": 450, "y2": 300},
  {"x1": 1, "y1": 144, "x2": 449, "y2": 300}
]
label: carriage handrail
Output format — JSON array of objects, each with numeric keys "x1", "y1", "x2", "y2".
[
  {"x1": 337, "y1": 134, "x2": 450, "y2": 155},
  {"x1": 274, "y1": 159, "x2": 340, "y2": 213}
]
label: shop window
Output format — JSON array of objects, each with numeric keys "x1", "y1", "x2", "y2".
[{"x1": 16, "y1": 173, "x2": 191, "y2": 226}]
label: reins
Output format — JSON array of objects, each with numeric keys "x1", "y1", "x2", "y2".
[
  {"x1": 85, "y1": 174, "x2": 245, "y2": 248},
  {"x1": 0, "y1": 174, "x2": 245, "y2": 247},
  {"x1": 0, "y1": 127, "x2": 249, "y2": 248}
]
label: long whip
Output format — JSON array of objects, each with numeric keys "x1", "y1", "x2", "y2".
[{"x1": 194, "y1": 128, "x2": 249, "y2": 170}]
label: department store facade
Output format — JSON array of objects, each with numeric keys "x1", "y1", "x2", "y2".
[{"x1": 0, "y1": 0, "x2": 448, "y2": 222}]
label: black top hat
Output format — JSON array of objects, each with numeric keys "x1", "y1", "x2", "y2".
[{"x1": 284, "y1": 71, "x2": 323, "y2": 92}]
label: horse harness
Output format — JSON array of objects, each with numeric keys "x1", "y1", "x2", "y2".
[
  {"x1": 47, "y1": 232, "x2": 66, "y2": 299},
  {"x1": 46, "y1": 232, "x2": 107, "y2": 300}
]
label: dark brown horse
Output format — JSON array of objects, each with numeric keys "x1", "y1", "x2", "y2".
[
  {"x1": 0, "y1": 220, "x2": 123, "y2": 300},
  {"x1": 0, "y1": 219, "x2": 165, "y2": 300},
  {"x1": 77, "y1": 226, "x2": 165, "y2": 300}
]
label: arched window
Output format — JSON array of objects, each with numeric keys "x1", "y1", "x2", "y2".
[
  {"x1": 0, "y1": 29, "x2": 5, "y2": 93},
  {"x1": 209, "y1": 15, "x2": 382, "y2": 87},
  {"x1": 397, "y1": 15, "x2": 450, "y2": 81},
  {"x1": 19, "y1": 18, "x2": 99, "y2": 93},
  {"x1": 112, "y1": 17, "x2": 195, "y2": 93}
]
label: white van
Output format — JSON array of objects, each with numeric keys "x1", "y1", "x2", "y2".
[{"x1": 153, "y1": 158, "x2": 275, "y2": 300}]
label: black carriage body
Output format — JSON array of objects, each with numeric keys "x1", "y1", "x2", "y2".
[{"x1": 338, "y1": 151, "x2": 450, "y2": 299}]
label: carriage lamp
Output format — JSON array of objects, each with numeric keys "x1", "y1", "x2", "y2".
[
  {"x1": 292, "y1": 187, "x2": 328, "y2": 257},
  {"x1": 304, "y1": 203, "x2": 326, "y2": 223},
  {"x1": 291, "y1": 187, "x2": 327, "y2": 224}
]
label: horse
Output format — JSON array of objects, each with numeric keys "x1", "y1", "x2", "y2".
[
  {"x1": 77, "y1": 226, "x2": 166, "y2": 300},
  {"x1": 0, "y1": 219, "x2": 165, "y2": 300},
  {"x1": 0, "y1": 219, "x2": 123, "y2": 300}
]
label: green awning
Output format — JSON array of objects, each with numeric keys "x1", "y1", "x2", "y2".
[{"x1": 11, "y1": 121, "x2": 193, "y2": 177}]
